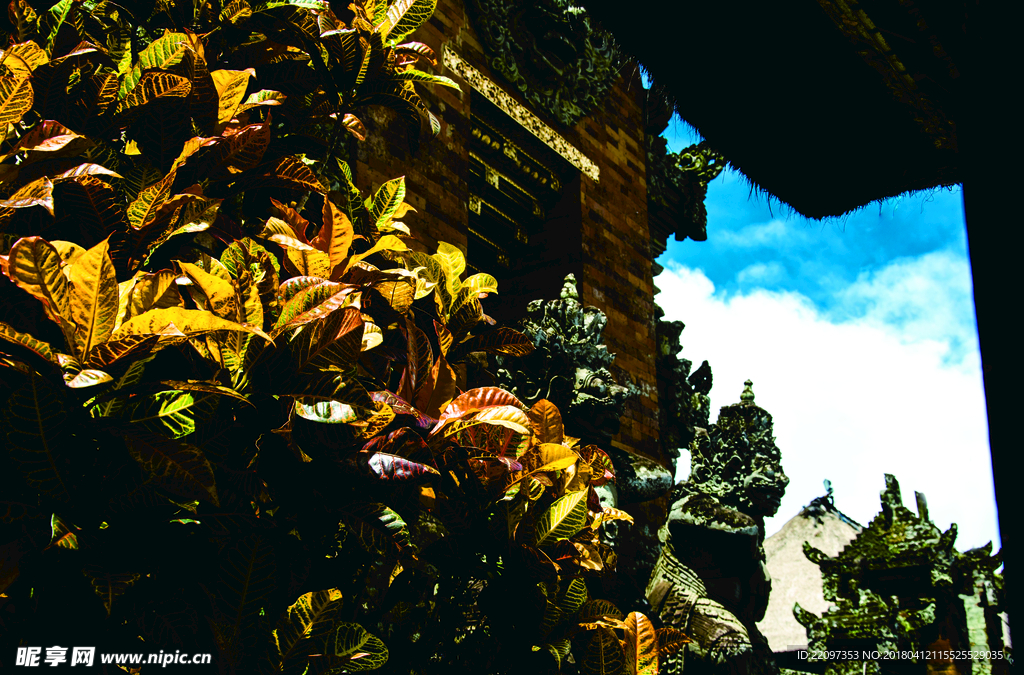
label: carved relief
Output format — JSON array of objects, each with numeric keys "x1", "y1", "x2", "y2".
[
  {"x1": 444, "y1": 46, "x2": 600, "y2": 181},
  {"x1": 465, "y1": 0, "x2": 620, "y2": 127}
]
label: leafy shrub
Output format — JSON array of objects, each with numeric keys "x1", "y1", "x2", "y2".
[{"x1": 0, "y1": 1, "x2": 668, "y2": 673}]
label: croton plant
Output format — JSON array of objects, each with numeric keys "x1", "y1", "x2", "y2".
[{"x1": 0, "y1": 0, "x2": 688, "y2": 673}]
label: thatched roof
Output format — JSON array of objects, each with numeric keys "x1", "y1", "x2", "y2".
[
  {"x1": 579, "y1": 0, "x2": 964, "y2": 219},
  {"x1": 758, "y1": 507, "x2": 861, "y2": 653}
]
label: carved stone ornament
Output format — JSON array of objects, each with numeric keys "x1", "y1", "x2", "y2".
[
  {"x1": 647, "y1": 381, "x2": 789, "y2": 675},
  {"x1": 688, "y1": 380, "x2": 789, "y2": 520},
  {"x1": 795, "y1": 474, "x2": 1007, "y2": 671},
  {"x1": 465, "y1": 0, "x2": 620, "y2": 127},
  {"x1": 494, "y1": 274, "x2": 637, "y2": 444}
]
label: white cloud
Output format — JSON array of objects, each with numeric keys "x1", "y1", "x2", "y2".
[
  {"x1": 656, "y1": 260, "x2": 998, "y2": 552},
  {"x1": 718, "y1": 219, "x2": 791, "y2": 248},
  {"x1": 832, "y1": 250, "x2": 979, "y2": 363},
  {"x1": 736, "y1": 261, "x2": 786, "y2": 285}
]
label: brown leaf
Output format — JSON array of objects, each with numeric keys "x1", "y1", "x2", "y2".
[
  {"x1": 0, "y1": 177, "x2": 55, "y2": 214},
  {"x1": 313, "y1": 197, "x2": 354, "y2": 271},
  {"x1": 528, "y1": 399, "x2": 564, "y2": 445}
]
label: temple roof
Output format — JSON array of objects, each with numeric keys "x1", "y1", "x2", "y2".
[
  {"x1": 760, "y1": 504, "x2": 861, "y2": 652},
  {"x1": 578, "y1": 0, "x2": 965, "y2": 219}
]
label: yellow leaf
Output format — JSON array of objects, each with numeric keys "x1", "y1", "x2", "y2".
[
  {"x1": 624, "y1": 612, "x2": 658, "y2": 675},
  {"x1": 128, "y1": 270, "x2": 181, "y2": 320},
  {"x1": 313, "y1": 198, "x2": 353, "y2": 271},
  {"x1": 0, "y1": 75, "x2": 33, "y2": 126},
  {"x1": 529, "y1": 399, "x2": 564, "y2": 445},
  {"x1": 112, "y1": 307, "x2": 273, "y2": 344},
  {"x1": 285, "y1": 248, "x2": 331, "y2": 278},
  {"x1": 7, "y1": 237, "x2": 70, "y2": 324},
  {"x1": 432, "y1": 241, "x2": 465, "y2": 298},
  {"x1": 177, "y1": 262, "x2": 238, "y2": 319},
  {"x1": 0, "y1": 41, "x2": 48, "y2": 78},
  {"x1": 211, "y1": 68, "x2": 255, "y2": 125},
  {"x1": 523, "y1": 444, "x2": 580, "y2": 474},
  {"x1": 68, "y1": 239, "x2": 118, "y2": 359},
  {"x1": 341, "y1": 235, "x2": 409, "y2": 277},
  {"x1": 127, "y1": 172, "x2": 174, "y2": 230}
]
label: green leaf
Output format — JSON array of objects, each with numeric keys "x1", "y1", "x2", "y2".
[
  {"x1": 48, "y1": 513, "x2": 78, "y2": 550},
  {"x1": 3, "y1": 373, "x2": 73, "y2": 502},
  {"x1": 116, "y1": 71, "x2": 192, "y2": 118},
  {"x1": 119, "y1": 32, "x2": 192, "y2": 99},
  {"x1": 273, "y1": 281, "x2": 360, "y2": 334},
  {"x1": 461, "y1": 272, "x2": 498, "y2": 296},
  {"x1": 126, "y1": 171, "x2": 174, "y2": 231},
  {"x1": 0, "y1": 321, "x2": 57, "y2": 367},
  {"x1": 307, "y1": 623, "x2": 389, "y2": 673},
  {"x1": 42, "y1": 0, "x2": 73, "y2": 54},
  {"x1": 368, "y1": 177, "x2": 406, "y2": 230},
  {"x1": 534, "y1": 489, "x2": 588, "y2": 547},
  {"x1": 377, "y1": 0, "x2": 436, "y2": 41},
  {"x1": 272, "y1": 589, "x2": 346, "y2": 667},
  {"x1": 392, "y1": 69, "x2": 459, "y2": 89},
  {"x1": 220, "y1": 0, "x2": 253, "y2": 24},
  {"x1": 578, "y1": 599, "x2": 625, "y2": 623},
  {"x1": 558, "y1": 577, "x2": 588, "y2": 616},
  {"x1": 339, "y1": 503, "x2": 411, "y2": 555},
  {"x1": 68, "y1": 239, "x2": 119, "y2": 359},
  {"x1": 124, "y1": 432, "x2": 220, "y2": 505},
  {"x1": 123, "y1": 390, "x2": 200, "y2": 438}
]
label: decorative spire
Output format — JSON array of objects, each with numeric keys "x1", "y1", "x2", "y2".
[
  {"x1": 740, "y1": 379, "x2": 755, "y2": 403},
  {"x1": 560, "y1": 273, "x2": 579, "y2": 301}
]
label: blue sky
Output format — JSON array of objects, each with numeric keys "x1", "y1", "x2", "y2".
[{"x1": 654, "y1": 117, "x2": 999, "y2": 553}]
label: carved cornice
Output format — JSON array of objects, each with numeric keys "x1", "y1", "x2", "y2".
[{"x1": 444, "y1": 46, "x2": 600, "y2": 182}]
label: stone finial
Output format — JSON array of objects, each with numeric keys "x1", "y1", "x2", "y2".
[
  {"x1": 560, "y1": 273, "x2": 579, "y2": 301},
  {"x1": 740, "y1": 379, "x2": 755, "y2": 403}
]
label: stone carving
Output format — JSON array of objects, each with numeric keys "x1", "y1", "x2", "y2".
[
  {"x1": 494, "y1": 274, "x2": 637, "y2": 444},
  {"x1": 465, "y1": 0, "x2": 619, "y2": 127},
  {"x1": 444, "y1": 47, "x2": 600, "y2": 181},
  {"x1": 647, "y1": 135, "x2": 727, "y2": 246},
  {"x1": 647, "y1": 380, "x2": 787, "y2": 675},
  {"x1": 654, "y1": 302, "x2": 713, "y2": 478},
  {"x1": 795, "y1": 474, "x2": 1007, "y2": 674},
  {"x1": 688, "y1": 380, "x2": 789, "y2": 520}
]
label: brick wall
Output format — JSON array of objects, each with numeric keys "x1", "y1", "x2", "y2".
[{"x1": 353, "y1": 0, "x2": 663, "y2": 464}]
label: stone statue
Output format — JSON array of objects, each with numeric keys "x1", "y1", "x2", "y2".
[
  {"x1": 647, "y1": 380, "x2": 788, "y2": 675},
  {"x1": 494, "y1": 274, "x2": 638, "y2": 445}
]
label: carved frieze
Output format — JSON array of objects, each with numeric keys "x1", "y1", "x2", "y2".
[{"x1": 465, "y1": 0, "x2": 620, "y2": 127}]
